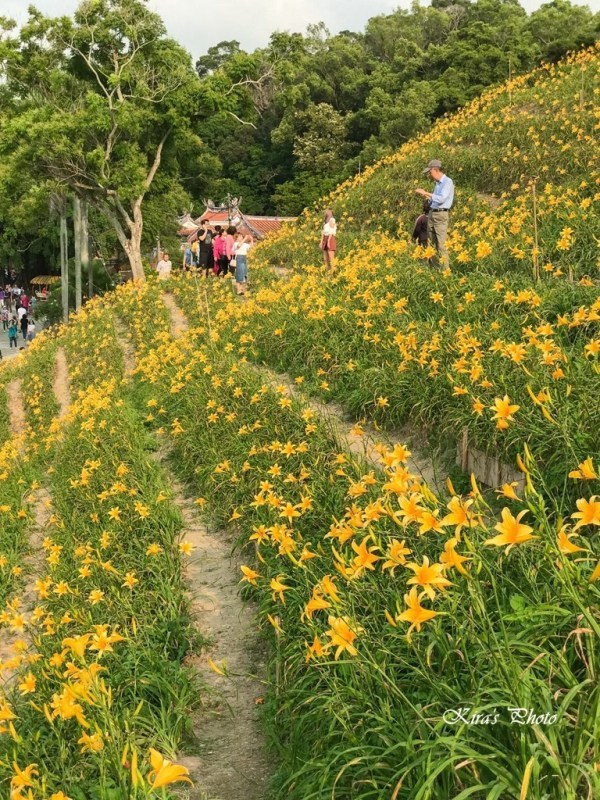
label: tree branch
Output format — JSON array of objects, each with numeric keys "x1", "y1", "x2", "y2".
[
  {"x1": 143, "y1": 128, "x2": 171, "y2": 194},
  {"x1": 225, "y1": 110, "x2": 257, "y2": 129}
]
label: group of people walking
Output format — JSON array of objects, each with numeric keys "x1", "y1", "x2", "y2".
[
  {"x1": 156, "y1": 222, "x2": 254, "y2": 297},
  {"x1": 2, "y1": 286, "x2": 37, "y2": 353}
]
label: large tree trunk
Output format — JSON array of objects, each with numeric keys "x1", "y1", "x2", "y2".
[
  {"x1": 125, "y1": 215, "x2": 145, "y2": 282},
  {"x1": 106, "y1": 206, "x2": 146, "y2": 283}
]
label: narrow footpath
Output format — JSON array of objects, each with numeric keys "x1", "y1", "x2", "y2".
[
  {"x1": 6, "y1": 378, "x2": 26, "y2": 438},
  {"x1": 118, "y1": 313, "x2": 271, "y2": 800},
  {"x1": 54, "y1": 347, "x2": 71, "y2": 417}
]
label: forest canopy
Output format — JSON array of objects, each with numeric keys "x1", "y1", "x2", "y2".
[{"x1": 195, "y1": 0, "x2": 600, "y2": 215}]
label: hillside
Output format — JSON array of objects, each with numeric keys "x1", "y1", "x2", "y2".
[
  {"x1": 258, "y1": 44, "x2": 599, "y2": 276},
  {"x1": 0, "y1": 43, "x2": 598, "y2": 800},
  {"x1": 214, "y1": 43, "x2": 600, "y2": 494}
]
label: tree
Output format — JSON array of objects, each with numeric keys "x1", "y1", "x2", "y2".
[
  {"x1": 0, "y1": 0, "x2": 202, "y2": 281},
  {"x1": 293, "y1": 103, "x2": 349, "y2": 173},
  {"x1": 526, "y1": 0, "x2": 599, "y2": 62},
  {"x1": 196, "y1": 40, "x2": 241, "y2": 77}
]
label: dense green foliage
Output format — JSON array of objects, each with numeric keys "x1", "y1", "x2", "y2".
[
  {"x1": 195, "y1": 0, "x2": 599, "y2": 215},
  {"x1": 0, "y1": 0, "x2": 204, "y2": 280}
]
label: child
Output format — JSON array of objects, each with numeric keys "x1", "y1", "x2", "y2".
[
  {"x1": 191, "y1": 238, "x2": 199, "y2": 267},
  {"x1": 235, "y1": 235, "x2": 253, "y2": 296},
  {"x1": 182, "y1": 244, "x2": 193, "y2": 271},
  {"x1": 412, "y1": 201, "x2": 431, "y2": 248}
]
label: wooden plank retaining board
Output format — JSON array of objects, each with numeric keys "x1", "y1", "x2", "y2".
[{"x1": 457, "y1": 428, "x2": 525, "y2": 492}]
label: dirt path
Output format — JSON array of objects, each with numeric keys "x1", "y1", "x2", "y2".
[
  {"x1": 114, "y1": 319, "x2": 136, "y2": 375},
  {"x1": 163, "y1": 293, "x2": 189, "y2": 336},
  {"x1": 54, "y1": 347, "x2": 71, "y2": 418},
  {"x1": 6, "y1": 378, "x2": 26, "y2": 437},
  {"x1": 0, "y1": 487, "x2": 51, "y2": 687},
  {"x1": 168, "y1": 470, "x2": 271, "y2": 800},
  {"x1": 116, "y1": 309, "x2": 270, "y2": 798}
]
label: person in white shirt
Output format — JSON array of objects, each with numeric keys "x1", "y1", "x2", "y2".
[
  {"x1": 17, "y1": 305, "x2": 27, "y2": 321},
  {"x1": 156, "y1": 252, "x2": 172, "y2": 280},
  {"x1": 235, "y1": 235, "x2": 253, "y2": 296},
  {"x1": 26, "y1": 319, "x2": 36, "y2": 341},
  {"x1": 320, "y1": 208, "x2": 337, "y2": 271}
]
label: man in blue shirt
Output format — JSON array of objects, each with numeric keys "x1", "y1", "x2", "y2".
[{"x1": 416, "y1": 159, "x2": 454, "y2": 269}]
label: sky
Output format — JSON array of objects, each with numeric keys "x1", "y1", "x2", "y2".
[{"x1": 4, "y1": 0, "x2": 600, "y2": 60}]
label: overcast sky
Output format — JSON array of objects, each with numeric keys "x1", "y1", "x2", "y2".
[{"x1": 4, "y1": 0, "x2": 600, "y2": 60}]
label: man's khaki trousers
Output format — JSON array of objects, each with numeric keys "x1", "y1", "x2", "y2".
[{"x1": 427, "y1": 210, "x2": 450, "y2": 269}]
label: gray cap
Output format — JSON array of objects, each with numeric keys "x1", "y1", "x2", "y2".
[{"x1": 423, "y1": 159, "x2": 442, "y2": 174}]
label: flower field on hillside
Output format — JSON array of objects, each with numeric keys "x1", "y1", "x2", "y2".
[
  {"x1": 0, "y1": 304, "x2": 198, "y2": 798},
  {"x1": 153, "y1": 46, "x2": 600, "y2": 499},
  {"x1": 113, "y1": 280, "x2": 600, "y2": 799},
  {"x1": 0, "y1": 276, "x2": 597, "y2": 798},
  {"x1": 167, "y1": 261, "x2": 600, "y2": 497},
  {"x1": 0, "y1": 42, "x2": 598, "y2": 800},
  {"x1": 257, "y1": 45, "x2": 600, "y2": 282}
]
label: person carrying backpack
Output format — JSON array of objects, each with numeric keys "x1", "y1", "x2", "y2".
[{"x1": 8, "y1": 319, "x2": 18, "y2": 348}]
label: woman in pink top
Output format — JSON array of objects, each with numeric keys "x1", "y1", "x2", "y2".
[
  {"x1": 216, "y1": 226, "x2": 235, "y2": 278},
  {"x1": 212, "y1": 228, "x2": 224, "y2": 276}
]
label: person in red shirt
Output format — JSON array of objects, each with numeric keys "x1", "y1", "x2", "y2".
[
  {"x1": 221, "y1": 226, "x2": 236, "y2": 277},
  {"x1": 212, "y1": 227, "x2": 224, "y2": 276}
]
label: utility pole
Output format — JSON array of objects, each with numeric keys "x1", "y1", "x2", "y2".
[
  {"x1": 81, "y1": 202, "x2": 92, "y2": 299},
  {"x1": 50, "y1": 192, "x2": 69, "y2": 323},
  {"x1": 60, "y1": 203, "x2": 69, "y2": 323},
  {"x1": 73, "y1": 195, "x2": 83, "y2": 311}
]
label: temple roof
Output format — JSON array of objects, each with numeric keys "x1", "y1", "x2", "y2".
[{"x1": 177, "y1": 206, "x2": 296, "y2": 241}]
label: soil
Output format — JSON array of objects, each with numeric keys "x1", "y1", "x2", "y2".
[
  {"x1": 6, "y1": 378, "x2": 26, "y2": 437},
  {"x1": 54, "y1": 347, "x2": 71, "y2": 418},
  {"x1": 118, "y1": 306, "x2": 271, "y2": 799},
  {"x1": 114, "y1": 319, "x2": 136, "y2": 375},
  {"x1": 168, "y1": 472, "x2": 271, "y2": 800},
  {"x1": 163, "y1": 292, "x2": 189, "y2": 336}
]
